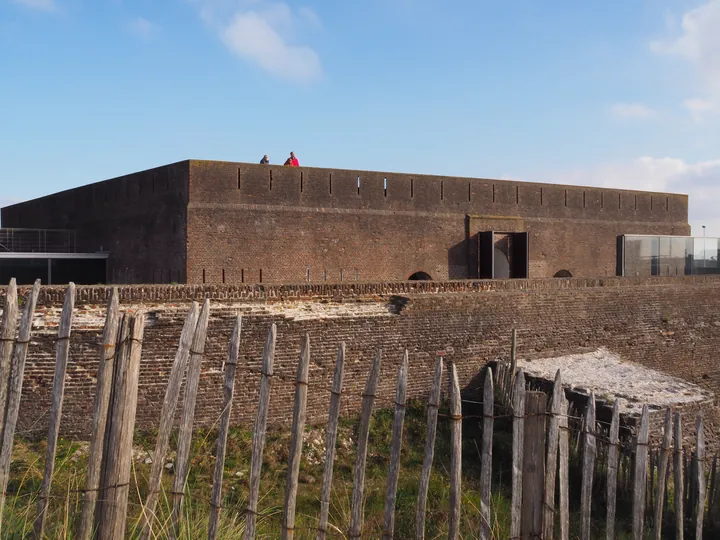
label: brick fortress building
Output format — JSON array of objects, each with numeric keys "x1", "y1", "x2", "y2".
[{"x1": 0, "y1": 160, "x2": 702, "y2": 284}]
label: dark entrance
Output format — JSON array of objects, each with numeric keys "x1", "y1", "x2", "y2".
[
  {"x1": 477, "y1": 231, "x2": 529, "y2": 279},
  {"x1": 408, "y1": 271, "x2": 433, "y2": 281}
]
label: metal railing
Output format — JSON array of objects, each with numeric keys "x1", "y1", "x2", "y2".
[{"x1": 0, "y1": 228, "x2": 77, "y2": 253}]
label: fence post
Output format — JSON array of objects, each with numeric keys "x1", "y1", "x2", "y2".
[
  {"x1": 77, "y1": 288, "x2": 120, "y2": 540},
  {"x1": 558, "y1": 393, "x2": 570, "y2": 540},
  {"x1": 382, "y1": 351, "x2": 408, "y2": 540},
  {"x1": 696, "y1": 413, "x2": 706, "y2": 540},
  {"x1": 0, "y1": 278, "x2": 18, "y2": 439},
  {"x1": 652, "y1": 408, "x2": 673, "y2": 540},
  {"x1": 171, "y1": 299, "x2": 211, "y2": 538},
  {"x1": 282, "y1": 334, "x2": 311, "y2": 540},
  {"x1": 141, "y1": 302, "x2": 200, "y2": 540},
  {"x1": 348, "y1": 349, "x2": 382, "y2": 539},
  {"x1": 244, "y1": 323, "x2": 277, "y2": 540},
  {"x1": 448, "y1": 361, "x2": 463, "y2": 540},
  {"x1": 675, "y1": 412, "x2": 684, "y2": 540},
  {"x1": 479, "y1": 366, "x2": 493, "y2": 540},
  {"x1": 0, "y1": 279, "x2": 39, "y2": 533},
  {"x1": 34, "y1": 283, "x2": 75, "y2": 539},
  {"x1": 208, "y1": 315, "x2": 242, "y2": 540},
  {"x1": 606, "y1": 401, "x2": 620, "y2": 540},
  {"x1": 317, "y1": 343, "x2": 346, "y2": 540},
  {"x1": 510, "y1": 369, "x2": 526, "y2": 540},
  {"x1": 415, "y1": 357, "x2": 443, "y2": 540},
  {"x1": 542, "y1": 370, "x2": 563, "y2": 540},
  {"x1": 522, "y1": 391, "x2": 547, "y2": 539},
  {"x1": 580, "y1": 394, "x2": 597, "y2": 540},
  {"x1": 632, "y1": 405, "x2": 650, "y2": 540}
]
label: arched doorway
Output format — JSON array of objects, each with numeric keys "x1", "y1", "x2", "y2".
[
  {"x1": 408, "y1": 271, "x2": 432, "y2": 280},
  {"x1": 493, "y1": 248, "x2": 510, "y2": 279},
  {"x1": 554, "y1": 269, "x2": 573, "y2": 278}
]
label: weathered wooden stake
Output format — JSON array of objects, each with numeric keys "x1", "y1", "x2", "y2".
[
  {"x1": 140, "y1": 302, "x2": 200, "y2": 540},
  {"x1": 522, "y1": 391, "x2": 547, "y2": 539},
  {"x1": 606, "y1": 400, "x2": 620, "y2": 540},
  {"x1": 171, "y1": 299, "x2": 211, "y2": 538},
  {"x1": 77, "y1": 288, "x2": 120, "y2": 540},
  {"x1": 558, "y1": 394, "x2": 570, "y2": 540},
  {"x1": 382, "y1": 352, "x2": 409, "y2": 540},
  {"x1": 448, "y1": 361, "x2": 463, "y2": 540},
  {"x1": 696, "y1": 413, "x2": 706, "y2": 540},
  {"x1": 208, "y1": 315, "x2": 242, "y2": 540},
  {"x1": 542, "y1": 370, "x2": 563, "y2": 540},
  {"x1": 479, "y1": 366, "x2": 493, "y2": 540},
  {"x1": 34, "y1": 282, "x2": 76, "y2": 539},
  {"x1": 0, "y1": 280, "x2": 39, "y2": 533},
  {"x1": 244, "y1": 323, "x2": 277, "y2": 540},
  {"x1": 581, "y1": 394, "x2": 597, "y2": 540},
  {"x1": 632, "y1": 405, "x2": 650, "y2": 540},
  {"x1": 0, "y1": 278, "x2": 18, "y2": 439},
  {"x1": 674, "y1": 412, "x2": 684, "y2": 540},
  {"x1": 348, "y1": 349, "x2": 382, "y2": 539},
  {"x1": 317, "y1": 343, "x2": 346, "y2": 540},
  {"x1": 652, "y1": 408, "x2": 673, "y2": 540},
  {"x1": 282, "y1": 333, "x2": 311, "y2": 540},
  {"x1": 510, "y1": 369, "x2": 526, "y2": 539}
]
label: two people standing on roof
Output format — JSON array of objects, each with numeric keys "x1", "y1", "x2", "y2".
[{"x1": 259, "y1": 152, "x2": 299, "y2": 166}]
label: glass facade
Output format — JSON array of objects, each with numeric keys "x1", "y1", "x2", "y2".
[{"x1": 621, "y1": 235, "x2": 720, "y2": 277}]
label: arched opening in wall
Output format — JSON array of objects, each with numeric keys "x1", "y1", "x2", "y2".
[
  {"x1": 408, "y1": 271, "x2": 432, "y2": 281},
  {"x1": 493, "y1": 248, "x2": 510, "y2": 279},
  {"x1": 554, "y1": 269, "x2": 573, "y2": 278}
]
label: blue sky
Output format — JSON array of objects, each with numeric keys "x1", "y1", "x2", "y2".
[{"x1": 1, "y1": 0, "x2": 720, "y2": 234}]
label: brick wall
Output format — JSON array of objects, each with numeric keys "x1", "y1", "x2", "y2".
[{"x1": 10, "y1": 276, "x2": 720, "y2": 439}]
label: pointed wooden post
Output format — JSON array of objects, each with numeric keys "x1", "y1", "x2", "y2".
[
  {"x1": 581, "y1": 394, "x2": 597, "y2": 540},
  {"x1": 632, "y1": 405, "x2": 650, "y2": 540},
  {"x1": 696, "y1": 413, "x2": 706, "y2": 540},
  {"x1": 34, "y1": 283, "x2": 76, "y2": 539},
  {"x1": 674, "y1": 412, "x2": 684, "y2": 540},
  {"x1": 382, "y1": 352, "x2": 408, "y2": 540},
  {"x1": 171, "y1": 299, "x2": 211, "y2": 538},
  {"x1": 479, "y1": 366, "x2": 493, "y2": 540},
  {"x1": 510, "y1": 369, "x2": 526, "y2": 540},
  {"x1": 244, "y1": 323, "x2": 277, "y2": 540},
  {"x1": 543, "y1": 370, "x2": 563, "y2": 540},
  {"x1": 0, "y1": 280, "x2": 39, "y2": 533},
  {"x1": 652, "y1": 408, "x2": 673, "y2": 540},
  {"x1": 0, "y1": 278, "x2": 18, "y2": 438},
  {"x1": 448, "y1": 361, "x2": 463, "y2": 540},
  {"x1": 522, "y1": 391, "x2": 547, "y2": 538},
  {"x1": 77, "y1": 288, "x2": 120, "y2": 540},
  {"x1": 141, "y1": 302, "x2": 200, "y2": 540},
  {"x1": 282, "y1": 334, "x2": 311, "y2": 540},
  {"x1": 208, "y1": 315, "x2": 242, "y2": 540},
  {"x1": 317, "y1": 343, "x2": 346, "y2": 540},
  {"x1": 348, "y1": 349, "x2": 382, "y2": 540},
  {"x1": 558, "y1": 394, "x2": 570, "y2": 540},
  {"x1": 606, "y1": 401, "x2": 620, "y2": 540}
]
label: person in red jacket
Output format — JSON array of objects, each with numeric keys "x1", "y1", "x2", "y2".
[{"x1": 284, "y1": 152, "x2": 299, "y2": 167}]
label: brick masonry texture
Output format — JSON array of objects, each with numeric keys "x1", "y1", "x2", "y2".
[
  {"x1": 6, "y1": 275, "x2": 720, "y2": 440},
  {"x1": 1, "y1": 160, "x2": 690, "y2": 284}
]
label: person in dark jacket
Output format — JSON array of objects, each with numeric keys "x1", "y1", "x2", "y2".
[{"x1": 260, "y1": 155, "x2": 270, "y2": 164}]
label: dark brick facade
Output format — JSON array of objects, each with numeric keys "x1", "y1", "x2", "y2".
[
  {"x1": 10, "y1": 276, "x2": 720, "y2": 439},
  {"x1": 1, "y1": 160, "x2": 689, "y2": 284}
]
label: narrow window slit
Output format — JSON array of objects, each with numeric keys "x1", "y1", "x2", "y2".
[
  {"x1": 650, "y1": 195, "x2": 653, "y2": 210},
  {"x1": 540, "y1": 188, "x2": 544, "y2": 206},
  {"x1": 202, "y1": 269, "x2": 206, "y2": 284},
  {"x1": 468, "y1": 182, "x2": 471, "y2": 202},
  {"x1": 492, "y1": 184, "x2": 496, "y2": 203},
  {"x1": 300, "y1": 172, "x2": 303, "y2": 192},
  {"x1": 440, "y1": 180, "x2": 444, "y2": 201},
  {"x1": 259, "y1": 269, "x2": 263, "y2": 283},
  {"x1": 384, "y1": 177, "x2": 387, "y2": 197},
  {"x1": 564, "y1": 189, "x2": 567, "y2": 207},
  {"x1": 666, "y1": 196, "x2": 669, "y2": 211},
  {"x1": 222, "y1": 269, "x2": 225, "y2": 284},
  {"x1": 357, "y1": 176, "x2": 361, "y2": 195},
  {"x1": 269, "y1": 170, "x2": 273, "y2": 191},
  {"x1": 618, "y1": 193, "x2": 621, "y2": 209},
  {"x1": 411, "y1": 178, "x2": 414, "y2": 198},
  {"x1": 241, "y1": 269, "x2": 245, "y2": 283},
  {"x1": 329, "y1": 173, "x2": 332, "y2": 194},
  {"x1": 635, "y1": 194, "x2": 637, "y2": 210},
  {"x1": 516, "y1": 186, "x2": 519, "y2": 204},
  {"x1": 601, "y1": 193, "x2": 604, "y2": 209},
  {"x1": 583, "y1": 191, "x2": 586, "y2": 208},
  {"x1": 237, "y1": 169, "x2": 241, "y2": 190}
]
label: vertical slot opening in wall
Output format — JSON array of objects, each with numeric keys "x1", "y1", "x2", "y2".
[
  {"x1": 323, "y1": 268, "x2": 327, "y2": 281},
  {"x1": 384, "y1": 177, "x2": 387, "y2": 197},
  {"x1": 237, "y1": 169, "x2": 241, "y2": 190},
  {"x1": 564, "y1": 189, "x2": 567, "y2": 207},
  {"x1": 357, "y1": 176, "x2": 361, "y2": 195},
  {"x1": 583, "y1": 191, "x2": 586, "y2": 208},
  {"x1": 666, "y1": 196, "x2": 669, "y2": 211},
  {"x1": 241, "y1": 269, "x2": 245, "y2": 283},
  {"x1": 601, "y1": 192, "x2": 604, "y2": 209},
  {"x1": 492, "y1": 184, "x2": 496, "y2": 203},
  {"x1": 329, "y1": 173, "x2": 332, "y2": 194},
  {"x1": 355, "y1": 268, "x2": 359, "y2": 280},
  {"x1": 222, "y1": 269, "x2": 225, "y2": 284},
  {"x1": 618, "y1": 193, "x2": 621, "y2": 209},
  {"x1": 440, "y1": 180, "x2": 444, "y2": 201},
  {"x1": 259, "y1": 269, "x2": 263, "y2": 283},
  {"x1": 340, "y1": 268, "x2": 344, "y2": 281},
  {"x1": 635, "y1": 194, "x2": 637, "y2": 210},
  {"x1": 300, "y1": 172, "x2": 304, "y2": 192},
  {"x1": 650, "y1": 195, "x2": 653, "y2": 210},
  {"x1": 516, "y1": 186, "x2": 519, "y2": 204},
  {"x1": 540, "y1": 187, "x2": 544, "y2": 206},
  {"x1": 202, "y1": 269, "x2": 206, "y2": 284},
  {"x1": 468, "y1": 182, "x2": 471, "y2": 202},
  {"x1": 306, "y1": 266, "x2": 310, "y2": 282},
  {"x1": 269, "y1": 169, "x2": 273, "y2": 191},
  {"x1": 411, "y1": 178, "x2": 414, "y2": 198}
]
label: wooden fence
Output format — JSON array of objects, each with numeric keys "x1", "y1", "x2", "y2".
[{"x1": 0, "y1": 279, "x2": 719, "y2": 538}]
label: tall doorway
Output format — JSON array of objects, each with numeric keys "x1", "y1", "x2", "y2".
[{"x1": 477, "y1": 231, "x2": 529, "y2": 279}]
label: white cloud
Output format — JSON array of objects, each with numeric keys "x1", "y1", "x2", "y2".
[
  {"x1": 195, "y1": 2, "x2": 323, "y2": 83},
  {"x1": 9, "y1": 0, "x2": 56, "y2": 11},
  {"x1": 546, "y1": 157, "x2": 720, "y2": 237},
  {"x1": 609, "y1": 103, "x2": 658, "y2": 119},
  {"x1": 128, "y1": 17, "x2": 158, "y2": 38},
  {"x1": 683, "y1": 98, "x2": 720, "y2": 122}
]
